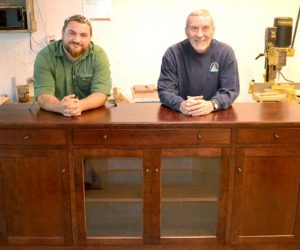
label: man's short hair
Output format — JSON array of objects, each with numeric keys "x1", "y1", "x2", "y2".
[
  {"x1": 62, "y1": 15, "x2": 93, "y2": 36},
  {"x1": 186, "y1": 9, "x2": 215, "y2": 31}
]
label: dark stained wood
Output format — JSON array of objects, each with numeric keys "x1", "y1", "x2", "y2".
[
  {"x1": 142, "y1": 149, "x2": 161, "y2": 244},
  {"x1": 1, "y1": 102, "x2": 300, "y2": 128},
  {"x1": 0, "y1": 242, "x2": 299, "y2": 250},
  {"x1": 0, "y1": 148, "x2": 72, "y2": 245},
  {"x1": 72, "y1": 128, "x2": 231, "y2": 147},
  {"x1": 216, "y1": 148, "x2": 231, "y2": 243},
  {"x1": 231, "y1": 147, "x2": 300, "y2": 244},
  {"x1": 237, "y1": 128, "x2": 300, "y2": 144},
  {"x1": 73, "y1": 149, "x2": 144, "y2": 245},
  {"x1": 1, "y1": 102, "x2": 300, "y2": 249},
  {"x1": 0, "y1": 128, "x2": 67, "y2": 145}
]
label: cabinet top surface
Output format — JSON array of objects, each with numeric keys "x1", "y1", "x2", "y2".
[{"x1": 1, "y1": 102, "x2": 300, "y2": 128}]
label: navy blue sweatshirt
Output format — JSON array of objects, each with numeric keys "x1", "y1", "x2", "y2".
[{"x1": 157, "y1": 39, "x2": 240, "y2": 111}]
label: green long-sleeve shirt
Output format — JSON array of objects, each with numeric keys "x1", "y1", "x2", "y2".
[{"x1": 34, "y1": 40, "x2": 110, "y2": 100}]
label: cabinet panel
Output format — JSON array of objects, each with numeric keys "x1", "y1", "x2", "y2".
[
  {"x1": 231, "y1": 147, "x2": 300, "y2": 244},
  {"x1": 84, "y1": 157, "x2": 143, "y2": 237},
  {"x1": 74, "y1": 147, "x2": 229, "y2": 245},
  {"x1": 237, "y1": 128, "x2": 300, "y2": 144},
  {"x1": 74, "y1": 149, "x2": 144, "y2": 245},
  {"x1": 160, "y1": 148, "x2": 229, "y2": 243},
  {"x1": 73, "y1": 129, "x2": 231, "y2": 146},
  {"x1": 161, "y1": 157, "x2": 220, "y2": 236},
  {"x1": 0, "y1": 148, "x2": 72, "y2": 245},
  {"x1": 0, "y1": 129, "x2": 67, "y2": 145}
]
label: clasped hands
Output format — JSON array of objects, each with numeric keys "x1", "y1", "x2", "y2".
[
  {"x1": 60, "y1": 94, "x2": 82, "y2": 117},
  {"x1": 180, "y1": 96, "x2": 214, "y2": 116}
]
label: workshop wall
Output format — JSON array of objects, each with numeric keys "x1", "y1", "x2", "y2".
[{"x1": 0, "y1": 0, "x2": 299, "y2": 102}]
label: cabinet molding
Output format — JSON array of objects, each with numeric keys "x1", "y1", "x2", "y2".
[{"x1": 1, "y1": 102, "x2": 300, "y2": 249}]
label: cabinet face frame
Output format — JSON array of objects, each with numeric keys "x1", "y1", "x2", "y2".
[
  {"x1": 0, "y1": 148, "x2": 72, "y2": 246},
  {"x1": 159, "y1": 147, "x2": 230, "y2": 245},
  {"x1": 73, "y1": 149, "x2": 145, "y2": 246},
  {"x1": 73, "y1": 147, "x2": 230, "y2": 246},
  {"x1": 231, "y1": 147, "x2": 300, "y2": 244}
]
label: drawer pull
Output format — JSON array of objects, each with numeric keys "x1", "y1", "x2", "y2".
[
  {"x1": 237, "y1": 167, "x2": 242, "y2": 173},
  {"x1": 23, "y1": 135, "x2": 30, "y2": 140},
  {"x1": 197, "y1": 134, "x2": 202, "y2": 140},
  {"x1": 102, "y1": 134, "x2": 108, "y2": 140},
  {"x1": 273, "y1": 134, "x2": 280, "y2": 139}
]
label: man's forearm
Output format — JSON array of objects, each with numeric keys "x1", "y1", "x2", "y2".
[
  {"x1": 78, "y1": 92, "x2": 107, "y2": 112},
  {"x1": 37, "y1": 94, "x2": 63, "y2": 114},
  {"x1": 37, "y1": 93, "x2": 107, "y2": 116}
]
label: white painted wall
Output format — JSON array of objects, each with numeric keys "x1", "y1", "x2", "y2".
[{"x1": 0, "y1": 0, "x2": 299, "y2": 102}]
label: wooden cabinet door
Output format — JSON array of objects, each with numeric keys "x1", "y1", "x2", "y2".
[
  {"x1": 73, "y1": 147, "x2": 230, "y2": 246},
  {"x1": 231, "y1": 147, "x2": 300, "y2": 244},
  {"x1": 0, "y1": 148, "x2": 72, "y2": 246},
  {"x1": 73, "y1": 149, "x2": 145, "y2": 245},
  {"x1": 158, "y1": 148, "x2": 230, "y2": 244}
]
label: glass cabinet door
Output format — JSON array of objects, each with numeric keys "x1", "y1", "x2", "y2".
[
  {"x1": 83, "y1": 156, "x2": 143, "y2": 237},
  {"x1": 161, "y1": 156, "x2": 221, "y2": 237}
]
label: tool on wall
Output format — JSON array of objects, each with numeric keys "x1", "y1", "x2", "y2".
[{"x1": 249, "y1": 6, "x2": 300, "y2": 102}]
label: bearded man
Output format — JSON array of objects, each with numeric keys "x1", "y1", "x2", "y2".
[{"x1": 34, "y1": 15, "x2": 110, "y2": 116}]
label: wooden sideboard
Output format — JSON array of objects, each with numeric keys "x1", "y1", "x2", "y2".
[{"x1": 0, "y1": 102, "x2": 300, "y2": 250}]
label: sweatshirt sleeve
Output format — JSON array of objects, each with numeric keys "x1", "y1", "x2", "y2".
[
  {"x1": 211, "y1": 47, "x2": 240, "y2": 110},
  {"x1": 157, "y1": 48, "x2": 184, "y2": 112}
]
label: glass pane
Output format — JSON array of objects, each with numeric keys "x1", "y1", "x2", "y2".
[
  {"x1": 161, "y1": 157, "x2": 220, "y2": 236},
  {"x1": 84, "y1": 157, "x2": 143, "y2": 237}
]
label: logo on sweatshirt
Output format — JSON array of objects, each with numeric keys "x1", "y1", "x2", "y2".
[{"x1": 209, "y1": 62, "x2": 219, "y2": 72}]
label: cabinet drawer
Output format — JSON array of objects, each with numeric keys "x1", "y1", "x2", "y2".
[
  {"x1": 0, "y1": 129, "x2": 67, "y2": 145},
  {"x1": 73, "y1": 129, "x2": 231, "y2": 146},
  {"x1": 237, "y1": 128, "x2": 300, "y2": 144}
]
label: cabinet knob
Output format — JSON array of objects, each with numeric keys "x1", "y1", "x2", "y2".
[
  {"x1": 61, "y1": 168, "x2": 66, "y2": 173},
  {"x1": 197, "y1": 134, "x2": 202, "y2": 140},
  {"x1": 102, "y1": 134, "x2": 108, "y2": 140},
  {"x1": 237, "y1": 167, "x2": 242, "y2": 173},
  {"x1": 145, "y1": 168, "x2": 149, "y2": 173},
  {"x1": 155, "y1": 168, "x2": 159, "y2": 173},
  {"x1": 23, "y1": 135, "x2": 30, "y2": 140},
  {"x1": 273, "y1": 134, "x2": 280, "y2": 139}
]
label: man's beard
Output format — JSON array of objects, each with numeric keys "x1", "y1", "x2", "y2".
[
  {"x1": 63, "y1": 42, "x2": 87, "y2": 58},
  {"x1": 191, "y1": 38, "x2": 210, "y2": 53}
]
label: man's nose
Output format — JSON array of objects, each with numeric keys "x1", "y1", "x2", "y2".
[
  {"x1": 73, "y1": 34, "x2": 81, "y2": 42},
  {"x1": 196, "y1": 29, "x2": 204, "y2": 37}
]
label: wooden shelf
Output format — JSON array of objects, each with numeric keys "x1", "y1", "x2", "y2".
[
  {"x1": 85, "y1": 185, "x2": 218, "y2": 203},
  {"x1": 162, "y1": 197, "x2": 218, "y2": 202},
  {"x1": 85, "y1": 186, "x2": 142, "y2": 202},
  {"x1": 162, "y1": 186, "x2": 218, "y2": 200}
]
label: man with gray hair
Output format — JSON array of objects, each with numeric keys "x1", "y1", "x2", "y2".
[{"x1": 158, "y1": 9, "x2": 239, "y2": 116}]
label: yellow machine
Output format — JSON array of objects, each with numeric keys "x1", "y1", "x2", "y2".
[{"x1": 249, "y1": 8, "x2": 300, "y2": 102}]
